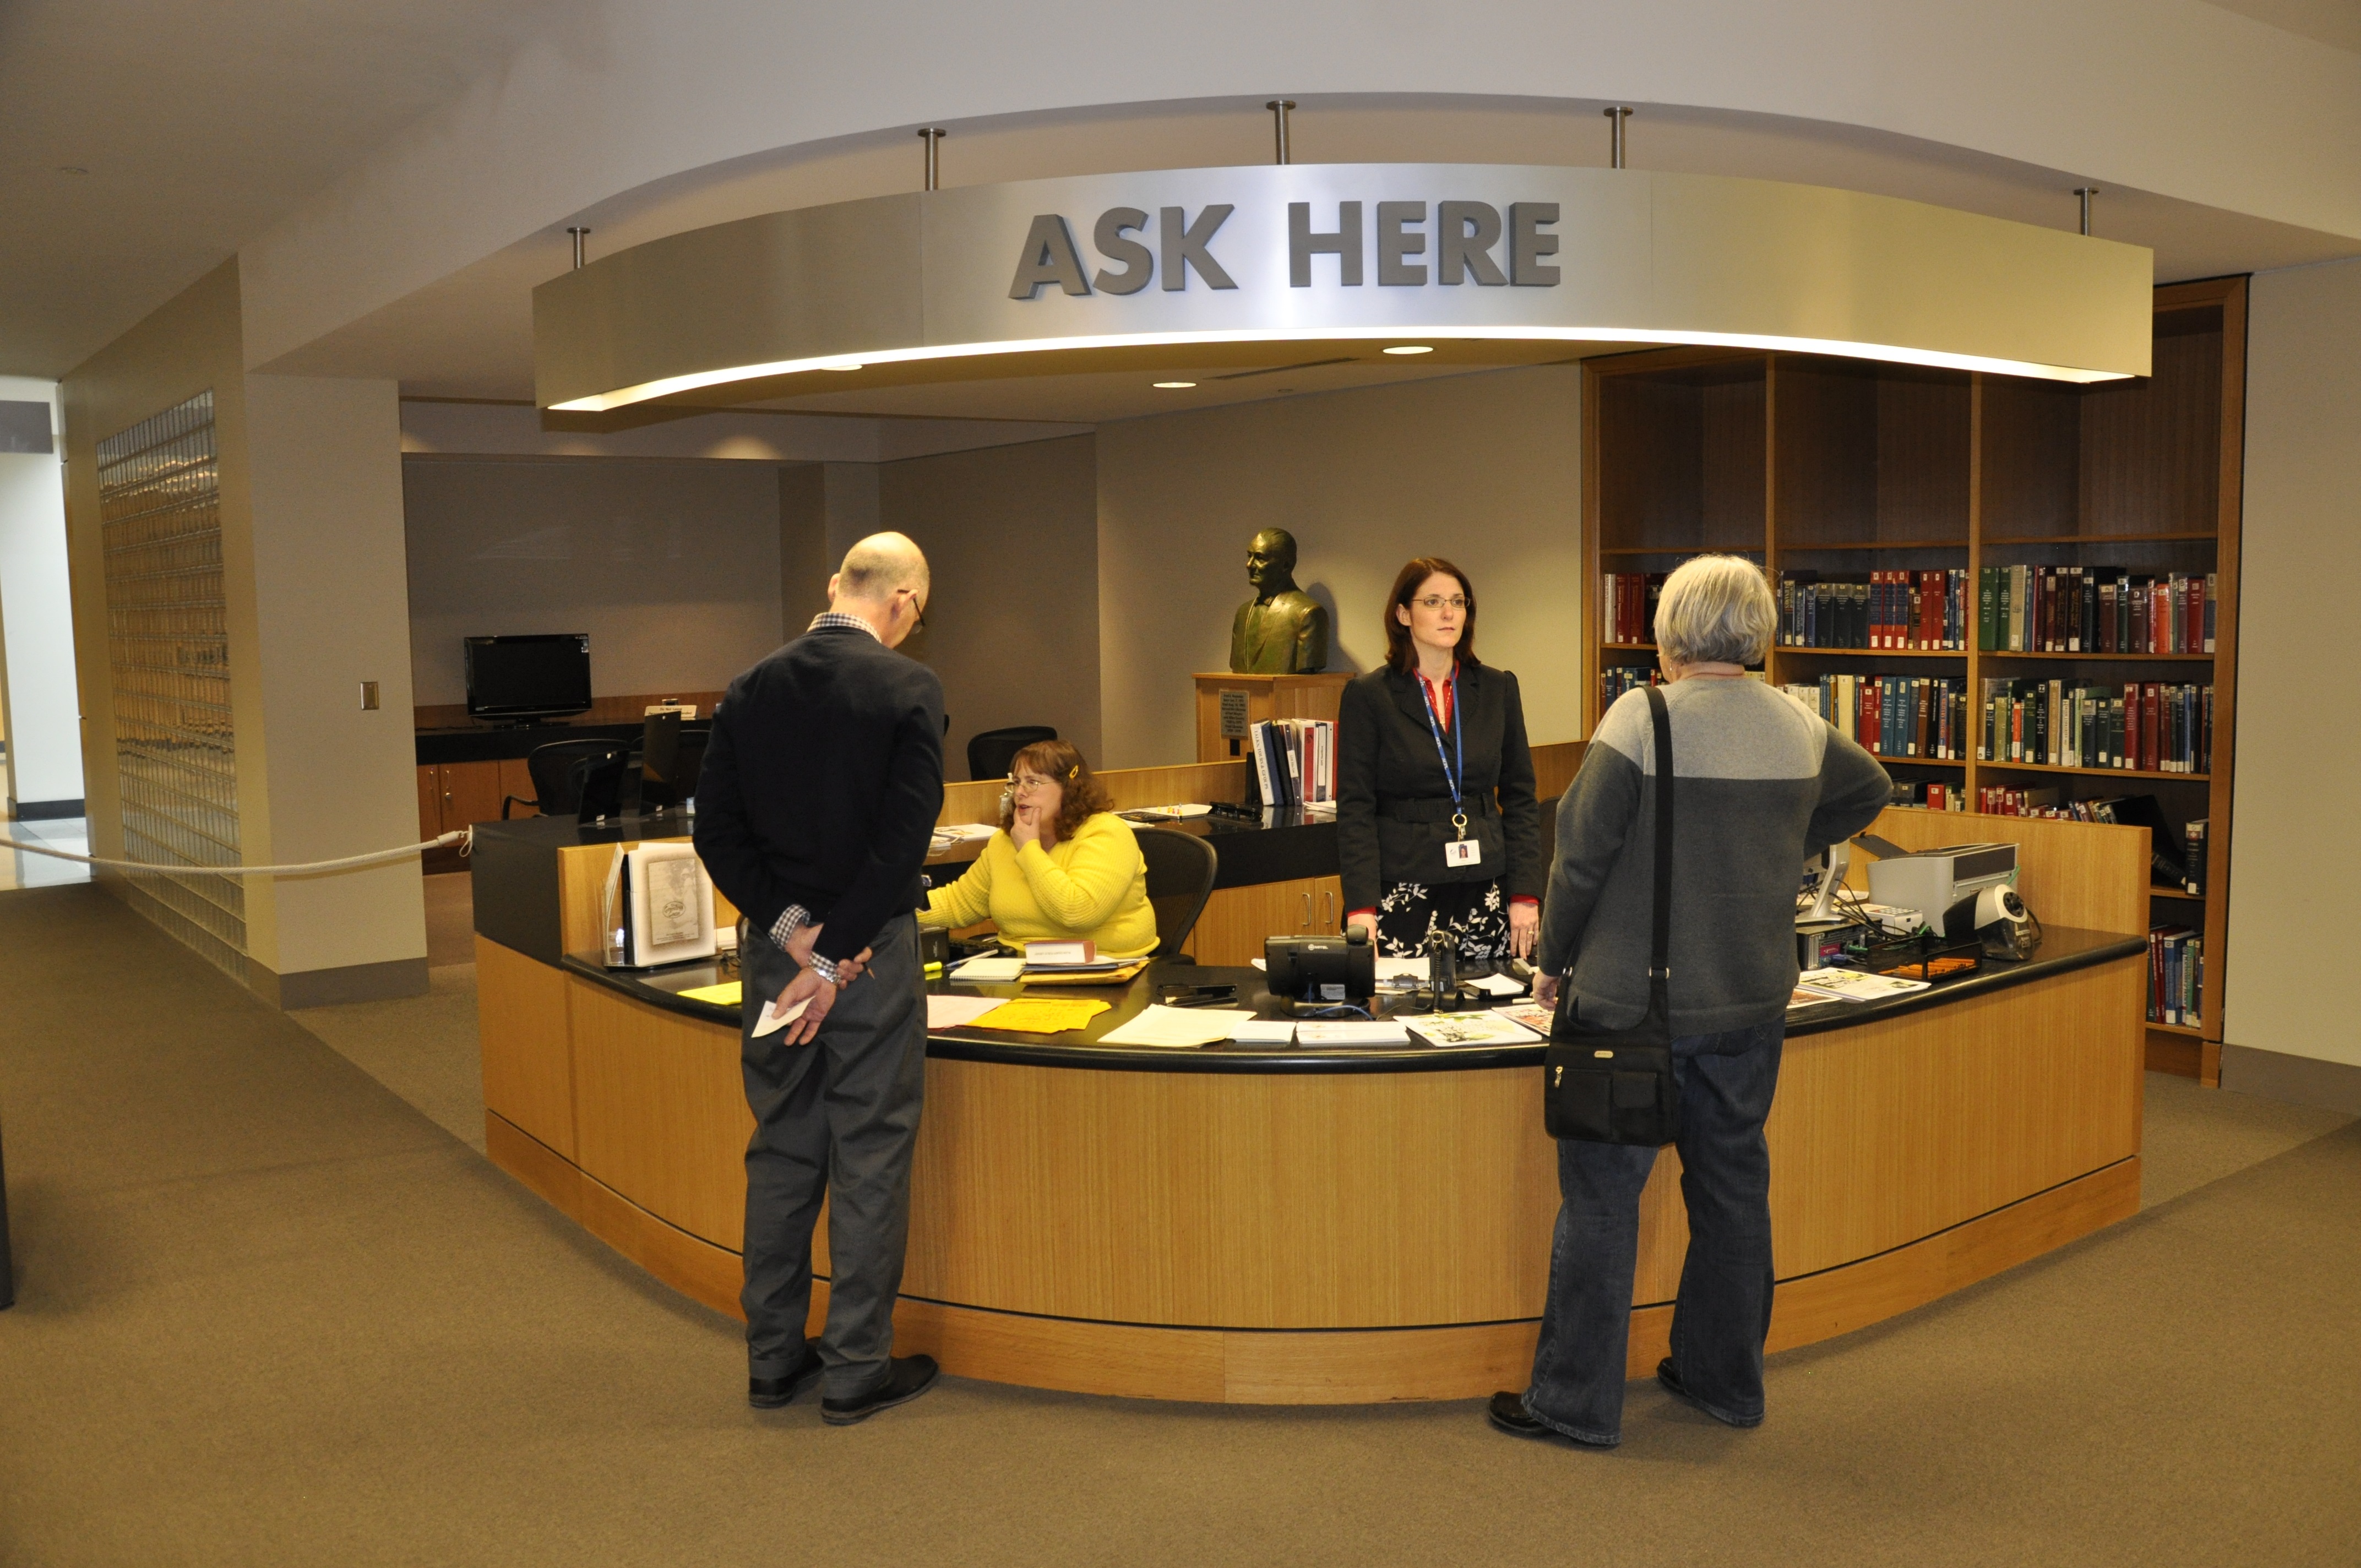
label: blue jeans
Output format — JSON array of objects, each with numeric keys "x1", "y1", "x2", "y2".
[{"x1": 1524, "y1": 1020, "x2": 1783, "y2": 1445}]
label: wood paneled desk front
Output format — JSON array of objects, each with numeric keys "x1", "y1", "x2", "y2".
[{"x1": 469, "y1": 805, "x2": 2150, "y2": 1404}]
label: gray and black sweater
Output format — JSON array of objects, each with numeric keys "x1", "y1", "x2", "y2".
[{"x1": 1539, "y1": 678, "x2": 1892, "y2": 1036}]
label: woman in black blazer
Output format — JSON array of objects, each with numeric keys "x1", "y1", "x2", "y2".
[{"x1": 1337, "y1": 557, "x2": 1543, "y2": 961}]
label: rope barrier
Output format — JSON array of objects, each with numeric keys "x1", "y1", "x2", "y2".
[{"x1": 0, "y1": 827, "x2": 471, "y2": 876}]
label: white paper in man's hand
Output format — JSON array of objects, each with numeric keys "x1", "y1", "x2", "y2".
[{"x1": 753, "y1": 997, "x2": 812, "y2": 1038}]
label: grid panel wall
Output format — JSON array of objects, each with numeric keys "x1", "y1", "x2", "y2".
[{"x1": 94, "y1": 390, "x2": 246, "y2": 982}]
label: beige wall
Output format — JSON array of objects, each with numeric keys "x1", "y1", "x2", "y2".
[
  {"x1": 1095, "y1": 366, "x2": 1584, "y2": 769},
  {"x1": 2224, "y1": 258, "x2": 2361, "y2": 1069},
  {"x1": 401, "y1": 456, "x2": 787, "y2": 706},
  {"x1": 878, "y1": 435, "x2": 1101, "y2": 776},
  {"x1": 61, "y1": 262, "x2": 428, "y2": 999},
  {"x1": 243, "y1": 373, "x2": 425, "y2": 982}
]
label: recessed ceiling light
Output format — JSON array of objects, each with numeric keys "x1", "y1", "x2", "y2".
[
  {"x1": 1383, "y1": 345, "x2": 1434, "y2": 356},
  {"x1": 58, "y1": 166, "x2": 88, "y2": 176},
  {"x1": 1152, "y1": 380, "x2": 1196, "y2": 389},
  {"x1": 817, "y1": 362, "x2": 863, "y2": 372}
]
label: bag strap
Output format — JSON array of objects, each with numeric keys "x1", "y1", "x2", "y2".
[{"x1": 1644, "y1": 685, "x2": 1674, "y2": 991}]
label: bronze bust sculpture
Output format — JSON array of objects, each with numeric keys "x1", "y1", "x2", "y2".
[{"x1": 1228, "y1": 529, "x2": 1330, "y2": 674}]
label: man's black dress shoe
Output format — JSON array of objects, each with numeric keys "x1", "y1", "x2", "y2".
[
  {"x1": 748, "y1": 1351, "x2": 824, "y2": 1409},
  {"x1": 1656, "y1": 1358, "x2": 1761, "y2": 1428},
  {"x1": 1487, "y1": 1391, "x2": 1555, "y2": 1441},
  {"x1": 820, "y1": 1354, "x2": 939, "y2": 1426},
  {"x1": 1487, "y1": 1390, "x2": 1618, "y2": 1447}
]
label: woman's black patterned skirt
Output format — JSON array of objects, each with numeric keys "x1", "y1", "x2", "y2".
[{"x1": 1373, "y1": 878, "x2": 1509, "y2": 962}]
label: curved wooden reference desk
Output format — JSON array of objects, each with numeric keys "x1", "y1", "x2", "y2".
[{"x1": 471, "y1": 805, "x2": 2150, "y2": 1404}]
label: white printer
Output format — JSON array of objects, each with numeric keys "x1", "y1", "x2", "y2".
[{"x1": 1857, "y1": 838, "x2": 2020, "y2": 937}]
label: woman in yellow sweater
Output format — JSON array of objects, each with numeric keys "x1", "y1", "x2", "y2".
[{"x1": 920, "y1": 739, "x2": 1158, "y2": 958}]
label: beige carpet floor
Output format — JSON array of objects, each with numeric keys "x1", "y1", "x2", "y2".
[{"x1": 3, "y1": 882, "x2": 2357, "y2": 1567}]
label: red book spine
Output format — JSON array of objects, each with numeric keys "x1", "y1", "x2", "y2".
[
  {"x1": 2142, "y1": 684, "x2": 2162, "y2": 771},
  {"x1": 2122, "y1": 682, "x2": 2139, "y2": 770}
]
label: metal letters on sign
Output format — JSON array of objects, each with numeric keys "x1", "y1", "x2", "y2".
[
  {"x1": 926, "y1": 166, "x2": 1636, "y2": 351},
  {"x1": 1011, "y1": 198, "x2": 1564, "y2": 300}
]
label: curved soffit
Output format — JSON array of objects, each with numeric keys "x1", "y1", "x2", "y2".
[{"x1": 531, "y1": 165, "x2": 2153, "y2": 418}]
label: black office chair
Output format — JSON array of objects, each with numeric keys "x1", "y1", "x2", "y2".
[
  {"x1": 504, "y1": 739, "x2": 627, "y2": 819},
  {"x1": 967, "y1": 725, "x2": 1058, "y2": 782},
  {"x1": 1136, "y1": 826, "x2": 1218, "y2": 960}
]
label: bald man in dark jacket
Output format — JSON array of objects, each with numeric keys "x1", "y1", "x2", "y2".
[{"x1": 694, "y1": 531, "x2": 945, "y2": 1425}]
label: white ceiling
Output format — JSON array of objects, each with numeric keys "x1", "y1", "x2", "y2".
[
  {"x1": 0, "y1": 0, "x2": 565, "y2": 377},
  {"x1": 7, "y1": 0, "x2": 2360, "y2": 426}
]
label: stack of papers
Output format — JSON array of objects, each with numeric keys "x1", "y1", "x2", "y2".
[
  {"x1": 1097, "y1": 1004, "x2": 1254, "y2": 1047},
  {"x1": 1404, "y1": 1012, "x2": 1544, "y2": 1047},
  {"x1": 1295, "y1": 1020, "x2": 1411, "y2": 1046},
  {"x1": 1118, "y1": 803, "x2": 1214, "y2": 821},
  {"x1": 949, "y1": 955, "x2": 1026, "y2": 983},
  {"x1": 1489, "y1": 1003, "x2": 1556, "y2": 1035},
  {"x1": 1228, "y1": 1019, "x2": 1299, "y2": 1046},
  {"x1": 1020, "y1": 959, "x2": 1151, "y2": 986},
  {"x1": 1792, "y1": 967, "x2": 1932, "y2": 1006}
]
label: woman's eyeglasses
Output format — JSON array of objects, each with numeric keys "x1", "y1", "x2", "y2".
[
  {"x1": 1009, "y1": 774, "x2": 1056, "y2": 793},
  {"x1": 1410, "y1": 595, "x2": 1470, "y2": 612}
]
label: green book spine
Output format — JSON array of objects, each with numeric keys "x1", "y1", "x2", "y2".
[
  {"x1": 1978, "y1": 567, "x2": 1996, "y2": 650},
  {"x1": 1996, "y1": 568, "x2": 2014, "y2": 652}
]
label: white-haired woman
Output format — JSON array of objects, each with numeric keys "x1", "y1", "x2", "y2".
[{"x1": 1489, "y1": 553, "x2": 1891, "y2": 1451}]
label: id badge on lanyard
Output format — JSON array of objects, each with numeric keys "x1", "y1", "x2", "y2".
[{"x1": 1422, "y1": 674, "x2": 1483, "y2": 869}]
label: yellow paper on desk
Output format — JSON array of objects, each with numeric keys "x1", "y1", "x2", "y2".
[
  {"x1": 964, "y1": 998, "x2": 1109, "y2": 1034},
  {"x1": 678, "y1": 981, "x2": 742, "y2": 1006}
]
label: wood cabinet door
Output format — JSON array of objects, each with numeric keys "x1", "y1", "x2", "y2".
[
  {"x1": 497, "y1": 757, "x2": 538, "y2": 818},
  {"x1": 417, "y1": 766, "x2": 445, "y2": 840},
  {"x1": 1188, "y1": 875, "x2": 1342, "y2": 967},
  {"x1": 439, "y1": 759, "x2": 509, "y2": 830}
]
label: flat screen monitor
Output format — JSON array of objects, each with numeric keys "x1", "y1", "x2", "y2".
[{"x1": 464, "y1": 634, "x2": 593, "y2": 722}]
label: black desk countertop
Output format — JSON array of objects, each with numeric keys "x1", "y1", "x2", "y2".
[
  {"x1": 470, "y1": 808, "x2": 1345, "y2": 966},
  {"x1": 557, "y1": 924, "x2": 2146, "y2": 1077},
  {"x1": 418, "y1": 721, "x2": 663, "y2": 767}
]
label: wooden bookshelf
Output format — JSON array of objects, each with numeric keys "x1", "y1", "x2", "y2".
[{"x1": 1584, "y1": 278, "x2": 2245, "y2": 1084}]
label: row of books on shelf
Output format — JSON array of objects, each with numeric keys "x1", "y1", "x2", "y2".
[
  {"x1": 1976, "y1": 679, "x2": 2212, "y2": 774},
  {"x1": 1777, "y1": 570, "x2": 1968, "y2": 650},
  {"x1": 1600, "y1": 573, "x2": 1666, "y2": 644},
  {"x1": 1245, "y1": 718, "x2": 1335, "y2": 808},
  {"x1": 1600, "y1": 666, "x2": 1667, "y2": 704},
  {"x1": 1611, "y1": 566, "x2": 2219, "y2": 657},
  {"x1": 1888, "y1": 781, "x2": 1967, "y2": 812},
  {"x1": 1780, "y1": 675, "x2": 1968, "y2": 760},
  {"x1": 2148, "y1": 927, "x2": 2202, "y2": 1027},
  {"x1": 1978, "y1": 566, "x2": 2216, "y2": 655}
]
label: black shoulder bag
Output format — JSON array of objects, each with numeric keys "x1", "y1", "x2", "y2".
[{"x1": 1543, "y1": 684, "x2": 1680, "y2": 1146}]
